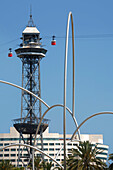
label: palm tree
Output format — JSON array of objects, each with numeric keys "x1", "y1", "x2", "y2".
[
  {"x1": 40, "y1": 160, "x2": 54, "y2": 170},
  {"x1": 34, "y1": 156, "x2": 42, "y2": 170},
  {"x1": 27, "y1": 156, "x2": 42, "y2": 170},
  {"x1": 108, "y1": 153, "x2": 113, "y2": 170},
  {"x1": 45, "y1": 161, "x2": 54, "y2": 170},
  {"x1": 66, "y1": 141, "x2": 107, "y2": 170}
]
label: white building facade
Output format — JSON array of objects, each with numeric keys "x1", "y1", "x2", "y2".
[{"x1": 0, "y1": 127, "x2": 109, "y2": 168}]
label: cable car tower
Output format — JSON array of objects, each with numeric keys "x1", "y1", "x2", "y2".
[{"x1": 14, "y1": 13, "x2": 49, "y2": 166}]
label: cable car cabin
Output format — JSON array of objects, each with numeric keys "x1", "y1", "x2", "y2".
[
  {"x1": 8, "y1": 52, "x2": 13, "y2": 57},
  {"x1": 51, "y1": 40, "x2": 56, "y2": 45},
  {"x1": 51, "y1": 36, "x2": 56, "y2": 45},
  {"x1": 8, "y1": 48, "x2": 13, "y2": 57}
]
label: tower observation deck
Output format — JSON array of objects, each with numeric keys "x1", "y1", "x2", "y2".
[{"x1": 14, "y1": 13, "x2": 49, "y2": 166}]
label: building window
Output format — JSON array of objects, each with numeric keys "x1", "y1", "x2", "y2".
[
  {"x1": 17, "y1": 154, "x2": 22, "y2": 157},
  {"x1": 4, "y1": 154, "x2": 9, "y2": 157},
  {"x1": 37, "y1": 143, "x2": 41, "y2": 146},
  {"x1": 24, "y1": 154, "x2": 29, "y2": 157},
  {"x1": 55, "y1": 148, "x2": 60, "y2": 151},
  {"x1": 68, "y1": 143, "x2": 72, "y2": 146},
  {"x1": 0, "y1": 154, "x2": 3, "y2": 157},
  {"x1": 11, "y1": 149, "x2": 16, "y2": 151},
  {"x1": 44, "y1": 148, "x2": 48, "y2": 151},
  {"x1": 56, "y1": 143, "x2": 60, "y2": 145},
  {"x1": 49, "y1": 148, "x2": 54, "y2": 151},
  {"x1": 0, "y1": 144, "x2": 3, "y2": 146},
  {"x1": 24, "y1": 159, "x2": 29, "y2": 162},
  {"x1": 49, "y1": 143, "x2": 54, "y2": 146},
  {"x1": 5, "y1": 149, "x2": 9, "y2": 151},
  {"x1": 11, "y1": 154, "x2": 16, "y2": 157},
  {"x1": 43, "y1": 143, "x2": 48, "y2": 146},
  {"x1": 17, "y1": 149, "x2": 22, "y2": 151},
  {"x1": 49, "y1": 154, "x2": 54, "y2": 156},
  {"x1": 37, "y1": 154, "x2": 41, "y2": 157},
  {"x1": 0, "y1": 138, "x2": 19, "y2": 141},
  {"x1": 4, "y1": 143, "x2": 9, "y2": 146},
  {"x1": 97, "y1": 147, "x2": 108, "y2": 151},
  {"x1": 73, "y1": 143, "x2": 77, "y2": 146},
  {"x1": 43, "y1": 138, "x2": 59, "y2": 141},
  {"x1": 23, "y1": 148, "x2": 27, "y2": 151},
  {"x1": 11, "y1": 159, "x2": 15, "y2": 162}
]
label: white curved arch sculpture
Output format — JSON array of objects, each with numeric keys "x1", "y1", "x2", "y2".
[
  {"x1": 0, "y1": 79, "x2": 80, "y2": 168},
  {"x1": 0, "y1": 80, "x2": 80, "y2": 138},
  {"x1": 63, "y1": 12, "x2": 77, "y2": 169},
  {"x1": 71, "y1": 111, "x2": 113, "y2": 141},
  {"x1": 0, "y1": 11, "x2": 80, "y2": 170},
  {"x1": 0, "y1": 143, "x2": 64, "y2": 169},
  {"x1": 0, "y1": 80, "x2": 80, "y2": 132},
  {"x1": 34, "y1": 104, "x2": 81, "y2": 146},
  {"x1": 0, "y1": 80, "x2": 49, "y2": 108}
]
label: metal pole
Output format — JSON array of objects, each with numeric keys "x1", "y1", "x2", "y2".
[
  {"x1": 0, "y1": 80, "x2": 50, "y2": 109},
  {"x1": 64, "y1": 11, "x2": 74, "y2": 170},
  {"x1": 32, "y1": 149, "x2": 34, "y2": 170},
  {"x1": 0, "y1": 80, "x2": 81, "y2": 141},
  {"x1": 34, "y1": 104, "x2": 81, "y2": 146},
  {"x1": 71, "y1": 111, "x2": 113, "y2": 141}
]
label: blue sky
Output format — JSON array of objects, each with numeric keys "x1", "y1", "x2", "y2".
[{"x1": 0, "y1": 0, "x2": 113, "y2": 156}]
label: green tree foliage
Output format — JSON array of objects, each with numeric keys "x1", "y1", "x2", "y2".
[
  {"x1": 0, "y1": 160, "x2": 14, "y2": 170},
  {"x1": 41, "y1": 160, "x2": 53, "y2": 170},
  {"x1": 66, "y1": 141, "x2": 107, "y2": 170},
  {"x1": 34, "y1": 156, "x2": 42, "y2": 170},
  {"x1": 27, "y1": 156, "x2": 53, "y2": 170},
  {"x1": 45, "y1": 161, "x2": 54, "y2": 170}
]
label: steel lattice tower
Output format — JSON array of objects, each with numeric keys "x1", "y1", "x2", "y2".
[{"x1": 14, "y1": 13, "x2": 49, "y2": 166}]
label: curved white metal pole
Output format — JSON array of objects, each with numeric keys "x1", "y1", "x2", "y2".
[
  {"x1": 55, "y1": 139, "x2": 80, "y2": 160},
  {"x1": 34, "y1": 104, "x2": 81, "y2": 146},
  {"x1": 0, "y1": 80, "x2": 50, "y2": 108},
  {"x1": 63, "y1": 12, "x2": 75, "y2": 170},
  {"x1": 0, "y1": 143, "x2": 63, "y2": 169},
  {"x1": 71, "y1": 111, "x2": 113, "y2": 141},
  {"x1": 0, "y1": 80, "x2": 80, "y2": 140}
]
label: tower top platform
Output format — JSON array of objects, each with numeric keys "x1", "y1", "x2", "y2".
[
  {"x1": 23, "y1": 26, "x2": 40, "y2": 34},
  {"x1": 15, "y1": 13, "x2": 47, "y2": 59}
]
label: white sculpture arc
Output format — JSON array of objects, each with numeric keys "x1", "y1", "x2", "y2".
[
  {"x1": 0, "y1": 11, "x2": 80, "y2": 170},
  {"x1": 0, "y1": 79, "x2": 80, "y2": 169},
  {"x1": 0, "y1": 143, "x2": 64, "y2": 169},
  {"x1": 71, "y1": 111, "x2": 113, "y2": 141},
  {"x1": 34, "y1": 104, "x2": 81, "y2": 146},
  {"x1": 63, "y1": 11, "x2": 76, "y2": 169}
]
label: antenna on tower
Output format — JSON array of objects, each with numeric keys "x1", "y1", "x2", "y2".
[
  {"x1": 28, "y1": 5, "x2": 35, "y2": 27},
  {"x1": 30, "y1": 4, "x2": 32, "y2": 18}
]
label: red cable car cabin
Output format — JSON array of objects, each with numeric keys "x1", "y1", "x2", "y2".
[
  {"x1": 51, "y1": 40, "x2": 56, "y2": 45},
  {"x1": 8, "y1": 52, "x2": 13, "y2": 57},
  {"x1": 8, "y1": 48, "x2": 13, "y2": 57},
  {"x1": 51, "y1": 36, "x2": 56, "y2": 45}
]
